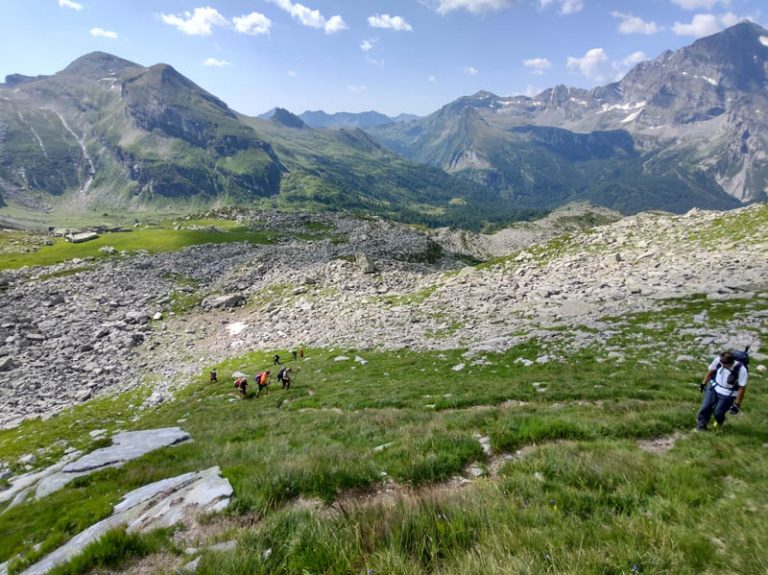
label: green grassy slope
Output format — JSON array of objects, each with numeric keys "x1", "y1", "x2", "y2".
[{"x1": 1, "y1": 290, "x2": 766, "y2": 574}]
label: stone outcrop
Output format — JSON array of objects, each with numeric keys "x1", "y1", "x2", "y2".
[
  {"x1": 1, "y1": 428, "x2": 190, "y2": 507},
  {"x1": 16, "y1": 466, "x2": 232, "y2": 575}
]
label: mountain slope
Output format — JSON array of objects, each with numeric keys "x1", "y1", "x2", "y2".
[
  {"x1": 369, "y1": 22, "x2": 768, "y2": 214},
  {"x1": 0, "y1": 53, "x2": 528, "y2": 229},
  {"x1": 0, "y1": 52, "x2": 285, "y2": 212}
]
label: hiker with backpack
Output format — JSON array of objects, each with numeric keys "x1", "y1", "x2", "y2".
[
  {"x1": 696, "y1": 348, "x2": 749, "y2": 431},
  {"x1": 256, "y1": 370, "x2": 271, "y2": 397},
  {"x1": 277, "y1": 366, "x2": 294, "y2": 389},
  {"x1": 234, "y1": 376, "x2": 248, "y2": 399}
]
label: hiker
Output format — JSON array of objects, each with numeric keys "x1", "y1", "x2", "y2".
[
  {"x1": 209, "y1": 368, "x2": 218, "y2": 383},
  {"x1": 234, "y1": 377, "x2": 248, "y2": 399},
  {"x1": 256, "y1": 370, "x2": 271, "y2": 397},
  {"x1": 273, "y1": 354, "x2": 281, "y2": 365},
  {"x1": 278, "y1": 367, "x2": 293, "y2": 389},
  {"x1": 291, "y1": 349, "x2": 298, "y2": 361},
  {"x1": 697, "y1": 351, "x2": 748, "y2": 431},
  {"x1": 299, "y1": 347, "x2": 305, "y2": 359}
]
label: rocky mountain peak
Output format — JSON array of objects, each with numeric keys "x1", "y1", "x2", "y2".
[
  {"x1": 59, "y1": 51, "x2": 142, "y2": 81},
  {"x1": 619, "y1": 20, "x2": 768, "y2": 106},
  {"x1": 270, "y1": 107, "x2": 307, "y2": 129}
]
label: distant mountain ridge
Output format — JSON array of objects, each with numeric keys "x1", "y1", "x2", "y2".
[
  {"x1": 0, "y1": 53, "x2": 512, "y2": 228},
  {"x1": 256, "y1": 109, "x2": 419, "y2": 129},
  {"x1": 2, "y1": 22, "x2": 768, "y2": 224},
  {"x1": 368, "y1": 21, "x2": 768, "y2": 213}
]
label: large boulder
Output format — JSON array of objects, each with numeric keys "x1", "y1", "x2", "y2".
[
  {"x1": 0, "y1": 357, "x2": 18, "y2": 372},
  {"x1": 201, "y1": 293, "x2": 246, "y2": 309}
]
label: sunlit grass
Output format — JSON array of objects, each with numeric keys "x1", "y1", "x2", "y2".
[
  {"x1": 0, "y1": 224, "x2": 277, "y2": 270},
  {"x1": 0, "y1": 281, "x2": 766, "y2": 573}
]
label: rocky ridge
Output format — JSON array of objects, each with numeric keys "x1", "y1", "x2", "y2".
[{"x1": 1, "y1": 205, "x2": 767, "y2": 428}]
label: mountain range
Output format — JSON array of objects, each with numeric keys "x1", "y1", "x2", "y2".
[
  {"x1": 369, "y1": 21, "x2": 768, "y2": 213},
  {"x1": 1, "y1": 21, "x2": 767, "y2": 226}
]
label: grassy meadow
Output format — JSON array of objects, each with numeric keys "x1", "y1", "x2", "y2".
[
  {"x1": 0, "y1": 217, "x2": 277, "y2": 270},
  {"x1": 0, "y1": 288, "x2": 766, "y2": 574}
]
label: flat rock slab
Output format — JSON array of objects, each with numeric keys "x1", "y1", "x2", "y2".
[
  {"x1": 32, "y1": 428, "x2": 189, "y2": 500},
  {"x1": 0, "y1": 451, "x2": 83, "y2": 507},
  {"x1": 20, "y1": 466, "x2": 232, "y2": 575},
  {"x1": 63, "y1": 428, "x2": 189, "y2": 473}
]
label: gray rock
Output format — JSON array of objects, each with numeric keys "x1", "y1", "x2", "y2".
[
  {"x1": 356, "y1": 252, "x2": 377, "y2": 274},
  {"x1": 207, "y1": 540, "x2": 237, "y2": 553},
  {"x1": 0, "y1": 356, "x2": 18, "y2": 372},
  {"x1": 33, "y1": 429, "x2": 188, "y2": 500},
  {"x1": 180, "y1": 557, "x2": 201, "y2": 573},
  {"x1": 62, "y1": 428, "x2": 189, "y2": 474},
  {"x1": 67, "y1": 232, "x2": 99, "y2": 244},
  {"x1": 21, "y1": 467, "x2": 232, "y2": 575},
  {"x1": 201, "y1": 294, "x2": 245, "y2": 309},
  {"x1": 124, "y1": 311, "x2": 149, "y2": 325}
]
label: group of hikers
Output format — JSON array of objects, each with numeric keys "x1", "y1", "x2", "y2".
[
  {"x1": 209, "y1": 348, "x2": 304, "y2": 400},
  {"x1": 209, "y1": 346, "x2": 751, "y2": 425}
]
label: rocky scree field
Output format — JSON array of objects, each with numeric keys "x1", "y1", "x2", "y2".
[{"x1": 0, "y1": 204, "x2": 767, "y2": 574}]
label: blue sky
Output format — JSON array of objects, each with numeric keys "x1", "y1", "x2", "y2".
[{"x1": 1, "y1": 0, "x2": 764, "y2": 116}]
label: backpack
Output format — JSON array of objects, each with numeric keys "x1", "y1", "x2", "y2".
[
  {"x1": 729, "y1": 347, "x2": 750, "y2": 370},
  {"x1": 713, "y1": 346, "x2": 750, "y2": 388}
]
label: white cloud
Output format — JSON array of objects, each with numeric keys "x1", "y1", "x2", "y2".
[
  {"x1": 428, "y1": 75, "x2": 437, "y2": 82},
  {"x1": 269, "y1": 0, "x2": 323, "y2": 28},
  {"x1": 203, "y1": 57, "x2": 230, "y2": 67},
  {"x1": 287, "y1": 70, "x2": 297, "y2": 77},
  {"x1": 268, "y1": 0, "x2": 346, "y2": 34},
  {"x1": 522, "y1": 84, "x2": 541, "y2": 97},
  {"x1": 368, "y1": 14, "x2": 413, "y2": 31},
  {"x1": 612, "y1": 12, "x2": 661, "y2": 34},
  {"x1": 523, "y1": 57, "x2": 551, "y2": 74},
  {"x1": 90, "y1": 27, "x2": 117, "y2": 39},
  {"x1": 233, "y1": 12, "x2": 271, "y2": 35},
  {"x1": 465, "y1": 66, "x2": 479, "y2": 75},
  {"x1": 560, "y1": 0, "x2": 583, "y2": 14},
  {"x1": 361, "y1": 39, "x2": 376, "y2": 52},
  {"x1": 719, "y1": 12, "x2": 744, "y2": 27},
  {"x1": 324, "y1": 15, "x2": 347, "y2": 34},
  {"x1": 161, "y1": 7, "x2": 228, "y2": 36},
  {"x1": 347, "y1": 84, "x2": 367, "y2": 92},
  {"x1": 59, "y1": 0, "x2": 83, "y2": 10},
  {"x1": 540, "y1": 0, "x2": 582, "y2": 15},
  {"x1": 432, "y1": 0, "x2": 518, "y2": 15},
  {"x1": 566, "y1": 48, "x2": 652, "y2": 83},
  {"x1": 672, "y1": 12, "x2": 742, "y2": 36},
  {"x1": 567, "y1": 48, "x2": 612, "y2": 81},
  {"x1": 623, "y1": 51, "x2": 648, "y2": 67},
  {"x1": 671, "y1": 0, "x2": 730, "y2": 10}
]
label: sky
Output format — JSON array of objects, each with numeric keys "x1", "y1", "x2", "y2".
[{"x1": 0, "y1": 0, "x2": 765, "y2": 117}]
